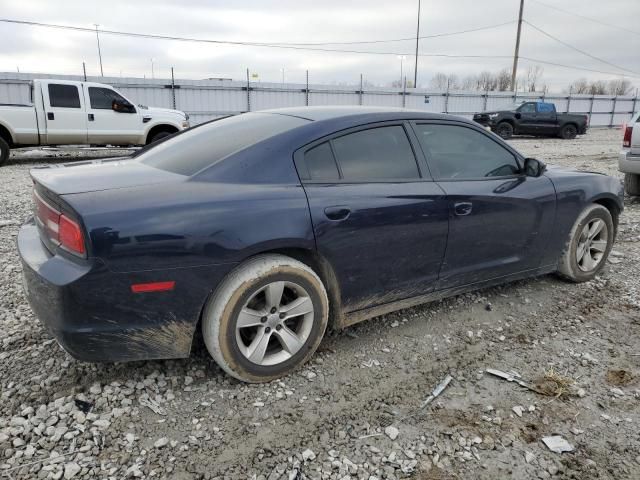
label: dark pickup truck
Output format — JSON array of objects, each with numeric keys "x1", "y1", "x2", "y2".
[{"x1": 473, "y1": 101, "x2": 588, "y2": 140}]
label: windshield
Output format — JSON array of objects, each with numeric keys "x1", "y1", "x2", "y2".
[{"x1": 138, "y1": 113, "x2": 309, "y2": 176}]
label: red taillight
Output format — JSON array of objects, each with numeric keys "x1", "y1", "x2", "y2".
[
  {"x1": 623, "y1": 125, "x2": 633, "y2": 148},
  {"x1": 34, "y1": 189, "x2": 86, "y2": 256},
  {"x1": 59, "y1": 215, "x2": 85, "y2": 255}
]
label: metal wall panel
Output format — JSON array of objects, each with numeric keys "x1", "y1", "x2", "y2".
[{"x1": 0, "y1": 72, "x2": 636, "y2": 127}]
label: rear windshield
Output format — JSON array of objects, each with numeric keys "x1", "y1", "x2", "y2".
[{"x1": 138, "y1": 113, "x2": 309, "y2": 175}]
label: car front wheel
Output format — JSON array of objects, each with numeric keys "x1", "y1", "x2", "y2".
[
  {"x1": 495, "y1": 122, "x2": 513, "y2": 139},
  {"x1": 202, "y1": 254, "x2": 329, "y2": 383},
  {"x1": 557, "y1": 204, "x2": 614, "y2": 282}
]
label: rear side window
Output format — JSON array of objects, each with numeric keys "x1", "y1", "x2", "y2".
[
  {"x1": 138, "y1": 113, "x2": 308, "y2": 176},
  {"x1": 331, "y1": 126, "x2": 420, "y2": 180},
  {"x1": 304, "y1": 142, "x2": 340, "y2": 180},
  {"x1": 89, "y1": 87, "x2": 130, "y2": 110},
  {"x1": 538, "y1": 103, "x2": 555, "y2": 113},
  {"x1": 48, "y1": 84, "x2": 81, "y2": 108},
  {"x1": 414, "y1": 124, "x2": 519, "y2": 180}
]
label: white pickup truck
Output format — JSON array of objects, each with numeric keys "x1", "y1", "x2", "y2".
[
  {"x1": 620, "y1": 111, "x2": 640, "y2": 196},
  {"x1": 0, "y1": 79, "x2": 190, "y2": 166}
]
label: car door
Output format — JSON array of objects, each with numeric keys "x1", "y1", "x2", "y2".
[
  {"x1": 84, "y1": 83, "x2": 142, "y2": 145},
  {"x1": 296, "y1": 122, "x2": 449, "y2": 313},
  {"x1": 515, "y1": 102, "x2": 537, "y2": 134},
  {"x1": 41, "y1": 82, "x2": 88, "y2": 144},
  {"x1": 535, "y1": 102, "x2": 557, "y2": 135},
  {"x1": 411, "y1": 121, "x2": 556, "y2": 290}
]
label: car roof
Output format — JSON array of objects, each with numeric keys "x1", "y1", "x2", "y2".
[{"x1": 261, "y1": 106, "x2": 459, "y2": 122}]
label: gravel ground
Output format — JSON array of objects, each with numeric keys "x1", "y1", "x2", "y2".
[{"x1": 1, "y1": 129, "x2": 639, "y2": 480}]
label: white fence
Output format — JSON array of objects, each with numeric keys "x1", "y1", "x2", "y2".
[{"x1": 1, "y1": 72, "x2": 637, "y2": 127}]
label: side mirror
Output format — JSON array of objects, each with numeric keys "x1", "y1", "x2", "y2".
[
  {"x1": 112, "y1": 99, "x2": 135, "y2": 113},
  {"x1": 524, "y1": 157, "x2": 546, "y2": 177},
  {"x1": 515, "y1": 112, "x2": 522, "y2": 120}
]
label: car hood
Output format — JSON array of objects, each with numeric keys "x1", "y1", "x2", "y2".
[
  {"x1": 30, "y1": 158, "x2": 185, "y2": 195},
  {"x1": 142, "y1": 106, "x2": 187, "y2": 119}
]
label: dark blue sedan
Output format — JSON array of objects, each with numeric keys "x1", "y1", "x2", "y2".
[{"x1": 18, "y1": 107, "x2": 623, "y2": 382}]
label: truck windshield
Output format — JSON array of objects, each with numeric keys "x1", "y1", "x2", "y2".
[{"x1": 137, "y1": 113, "x2": 309, "y2": 176}]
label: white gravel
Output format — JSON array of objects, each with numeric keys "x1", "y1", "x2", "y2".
[{"x1": 1, "y1": 129, "x2": 639, "y2": 479}]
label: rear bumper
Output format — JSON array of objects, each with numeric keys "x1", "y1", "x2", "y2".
[
  {"x1": 619, "y1": 150, "x2": 640, "y2": 174},
  {"x1": 18, "y1": 219, "x2": 218, "y2": 362}
]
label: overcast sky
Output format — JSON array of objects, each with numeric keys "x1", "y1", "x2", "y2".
[{"x1": 0, "y1": 0, "x2": 638, "y2": 91}]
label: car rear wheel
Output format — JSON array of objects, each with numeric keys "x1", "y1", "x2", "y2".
[
  {"x1": 0, "y1": 137, "x2": 9, "y2": 167},
  {"x1": 202, "y1": 254, "x2": 329, "y2": 383},
  {"x1": 495, "y1": 122, "x2": 513, "y2": 139},
  {"x1": 557, "y1": 204, "x2": 614, "y2": 282},
  {"x1": 624, "y1": 173, "x2": 640, "y2": 196},
  {"x1": 560, "y1": 124, "x2": 577, "y2": 140}
]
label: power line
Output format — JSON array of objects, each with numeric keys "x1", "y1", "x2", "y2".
[
  {"x1": 260, "y1": 21, "x2": 516, "y2": 46},
  {"x1": 0, "y1": 18, "x2": 513, "y2": 59},
  {"x1": 520, "y1": 56, "x2": 640, "y2": 78},
  {"x1": 529, "y1": 0, "x2": 640, "y2": 36},
  {"x1": 524, "y1": 20, "x2": 639, "y2": 76}
]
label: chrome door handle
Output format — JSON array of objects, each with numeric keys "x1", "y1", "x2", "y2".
[{"x1": 454, "y1": 202, "x2": 472, "y2": 216}]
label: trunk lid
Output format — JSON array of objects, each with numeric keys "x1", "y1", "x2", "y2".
[{"x1": 30, "y1": 158, "x2": 185, "y2": 195}]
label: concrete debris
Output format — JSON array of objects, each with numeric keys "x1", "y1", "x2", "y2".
[{"x1": 542, "y1": 436, "x2": 575, "y2": 454}]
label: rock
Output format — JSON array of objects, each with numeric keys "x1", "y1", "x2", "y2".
[
  {"x1": 64, "y1": 462, "x2": 81, "y2": 479},
  {"x1": 184, "y1": 376, "x2": 194, "y2": 386},
  {"x1": 577, "y1": 388, "x2": 586, "y2": 398},
  {"x1": 542, "y1": 436, "x2": 574, "y2": 453},
  {"x1": 525, "y1": 452, "x2": 536, "y2": 464},
  {"x1": 89, "y1": 383, "x2": 102, "y2": 395},
  {"x1": 512, "y1": 406, "x2": 524, "y2": 417},
  {"x1": 305, "y1": 371, "x2": 317, "y2": 381},
  {"x1": 93, "y1": 419, "x2": 110, "y2": 429},
  {"x1": 384, "y1": 426, "x2": 399, "y2": 440},
  {"x1": 302, "y1": 448, "x2": 316, "y2": 461},
  {"x1": 154, "y1": 437, "x2": 169, "y2": 448}
]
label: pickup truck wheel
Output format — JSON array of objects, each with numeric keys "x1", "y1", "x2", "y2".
[
  {"x1": 624, "y1": 173, "x2": 640, "y2": 196},
  {"x1": 560, "y1": 124, "x2": 577, "y2": 140},
  {"x1": 202, "y1": 254, "x2": 329, "y2": 383},
  {"x1": 495, "y1": 122, "x2": 513, "y2": 139},
  {"x1": 0, "y1": 137, "x2": 9, "y2": 167},
  {"x1": 557, "y1": 204, "x2": 614, "y2": 283}
]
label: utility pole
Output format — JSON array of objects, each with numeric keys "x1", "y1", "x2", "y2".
[
  {"x1": 414, "y1": 0, "x2": 421, "y2": 88},
  {"x1": 94, "y1": 24, "x2": 104, "y2": 77},
  {"x1": 511, "y1": 0, "x2": 524, "y2": 91},
  {"x1": 82, "y1": 62, "x2": 87, "y2": 81}
]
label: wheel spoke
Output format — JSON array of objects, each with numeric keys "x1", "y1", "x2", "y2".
[
  {"x1": 590, "y1": 240, "x2": 607, "y2": 253},
  {"x1": 247, "y1": 328, "x2": 271, "y2": 363},
  {"x1": 280, "y1": 296, "x2": 313, "y2": 319},
  {"x1": 588, "y1": 220, "x2": 604, "y2": 240},
  {"x1": 237, "y1": 308, "x2": 264, "y2": 329},
  {"x1": 275, "y1": 326, "x2": 304, "y2": 354},
  {"x1": 581, "y1": 250, "x2": 596, "y2": 271},
  {"x1": 576, "y1": 242, "x2": 588, "y2": 262},
  {"x1": 264, "y1": 281, "x2": 285, "y2": 309}
]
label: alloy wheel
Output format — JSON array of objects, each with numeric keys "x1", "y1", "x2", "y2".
[
  {"x1": 576, "y1": 218, "x2": 608, "y2": 272},
  {"x1": 235, "y1": 281, "x2": 314, "y2": 366}
]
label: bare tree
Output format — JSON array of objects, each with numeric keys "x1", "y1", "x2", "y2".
[
  {"x1": 496, "y1": 68, "x2": 511, "y2": 91},
  {"x1": 461, "y1": 75, "x2": 477, "y2": 90},
  {"x1": 588, "y1": 81, "x2": 607, "y2": 95},
  {"x1": 568, "y1": 78, "x2": 590, "y2": 94},
  {"x1": 429, "y1": 73, "x2": 449, "y2": 90},
  {"x1": 608, "y1": 78, "x2": 632, "y2": 96},
  {"x1": 477, "y1": 71, "x2": 498, "y2": 91},
  {"x1": 526, "y1": 65, "x2": 544, "y2": 92}
]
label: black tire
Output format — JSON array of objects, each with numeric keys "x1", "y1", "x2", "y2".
[
  {"x1": 0, "y1": 137, "x2": 10, "y2": 167},
  {"x1": 202, "y1": 254, "x2": 329, "y2": 383},
  {"x1": 148, "y1": 130, "x2": 173, "y2": 145},
  {"x1": 557, "y1": 204, "x2": 614, "y2": 283},
  {"x1": 495, "y1": 122, "x2": 514, "y2": 140},
  {"x1": 624, "y1": 173, "x2": 640, "y2": 196},
  {"x1": 560, "y1": 124, "x2": 577, "y2": 140}
]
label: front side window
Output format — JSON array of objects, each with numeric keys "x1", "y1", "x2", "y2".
[
  {"x1": 331, "y1": 125, "x2": 420, "y2": 180},
  {"x1": 518, "y1": 103, "x2": 536, "y2": 113},
  {"x1": 48, "y1": 84, "x2": 81, "y2": 108},
  {"x1": 414, "y1": 124, "x2": 520, "y2": 180},
  {"x1": 89, "y1": 87, "x2": 130, "y2": 110}
]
